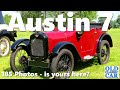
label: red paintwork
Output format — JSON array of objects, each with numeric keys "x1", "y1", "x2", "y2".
[{"x1": 45, "y1": 27, "x2": 106, "y2": 60}]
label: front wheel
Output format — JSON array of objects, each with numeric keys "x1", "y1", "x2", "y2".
[
  {"x1": 98, "y1": 40, "x2": 110, "y2": 64},
  {"x1": 10, "y1": 46, "x2": 31, "y2": 73},
  {"x1": 51, "y1": 49, "x2": 74, "y2": 79},
  {"x1": 0, "y1": 36, "x2": 11, "y2": 56}
]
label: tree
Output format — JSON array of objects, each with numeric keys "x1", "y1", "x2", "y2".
[
  {"x1": 98, "y1": 17, "x2": 106, "y2": 23},
  {"x1": 110, "y1": 15, "x2": 120, "y2": 28},
  {"x1": 20, "y1": 11, "x2": 97, "y2": 26},
  {"x1": 110, "y1": 20, "x2": 116, "y2": 28},
  {"x1": 3, "y1": 14, "x2": 11, "y2": 25},
  {"x1": 115, "y1": 15, "x2": 120, "y2": 28},
  {"x1": 50, "y1": 11, "x2": 97, "y2": 21},
  {"x1": 20, "y1": 11, "x2": 44, "y2": 25},
  {"x1": 46, "y1": 11, "x2": 97, "y2": 25},
  {"x1": 73, "y1": 11, "x2": 97, "y2": 21}
]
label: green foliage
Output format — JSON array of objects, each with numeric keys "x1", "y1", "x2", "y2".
[
  {"x1": 116, "y1": 15, "x2": 120, "y2": 24},
  {"x1": 115, "y1": 15, "x2": 120, "y2": 28},
  {"x1": 20, "y1": 11, "x2": 97, "y2": 25},
  {"x1": 52, "y1": 11, "x2": 97, "y2": 21},
  {"x1": 73, "y1": 11, "x2": 97, "y2": 21},
  {"x1": 46, "y1": 11, "x2": 97, "y2": 25},
  {"x1": 98, "y1": 17, "x2": 106, "y2": 23},
  {"x1": 111, "y1": 15, "x2": 120, "y2": 28},
  {"x1": 3, "y1": 14, "x2": 11, "y2": 25},
  {"x1": 110, "y1": 20, "x2": 116, "y2": 28},
  {"x1": 20, "y1": 11, "x2": 44, "y2": 25}
]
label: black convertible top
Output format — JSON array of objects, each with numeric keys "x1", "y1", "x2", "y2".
[{"x1": 89, "y1": 23, "x2": 103, "y2": 29}]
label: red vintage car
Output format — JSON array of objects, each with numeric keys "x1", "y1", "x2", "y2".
[{"x1": 10, "y1": 23, "x2": 113, "y2": 79}]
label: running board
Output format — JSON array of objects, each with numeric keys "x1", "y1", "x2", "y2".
[{"x1": 83, "y1": 55, "x2": 94, "y2": 60}]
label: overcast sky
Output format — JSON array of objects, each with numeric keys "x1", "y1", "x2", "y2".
[{"x1": 2, "y1": 11, "x2": 120, "y2": 20}]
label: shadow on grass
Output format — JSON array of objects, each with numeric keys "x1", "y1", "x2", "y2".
[
  {"x1": 29, "y1": 67, "x2": 51, "y2": 79},
  {"x1": 4, "y1": 57, "x2": 99, "y2": 79},
  {"x1": 73, "y1": 57, "x2": 99, "y2": 71}
]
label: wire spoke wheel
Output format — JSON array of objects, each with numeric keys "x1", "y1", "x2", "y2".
[
  {"x1": 56, "y1": 54, "x2": 72, "y2": 79},
  {"x1": 15, "y1": 49, "x2": 28, "y2": 72},
  {"x1": 101, "y1": 45, "x2": 108, "y2": 62},
  {"x1": 98, "y1": 40, "x2": 110, "y2": 64},
  {"x1": 10, "y1": 46, "x2": 31, "y2": 73},
  {"x1": 51, "y1": 49, "x2": 74, "y2": 79},
  {"x1": 0, "y1": 36, "x2": 10, "y2": 56}
]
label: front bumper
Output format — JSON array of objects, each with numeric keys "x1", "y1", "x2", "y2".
[{"x1": 28, "y1": 58, "x2": 50, "y2": 68}]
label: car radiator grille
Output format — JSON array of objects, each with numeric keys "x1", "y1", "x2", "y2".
[{"x1": 31, "y1": 39, "x2": 44, "y2": 56}]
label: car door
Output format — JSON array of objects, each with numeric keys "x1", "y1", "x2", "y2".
[{"x1": 76, "y1": 28, "x2": 98, "y2": 60}]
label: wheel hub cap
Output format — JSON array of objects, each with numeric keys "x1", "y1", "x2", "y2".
[
  {"x1": 19, "y1": 56, "x2": 28, "y2": 65},
  {"x1": 101, "y1": 49, "x2": 105, "y2": 57}
]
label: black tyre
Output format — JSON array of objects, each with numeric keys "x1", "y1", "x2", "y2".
[
  {"x1": 10, "y1": 46, "x2": 31, "y2": 73},
  {"x1": 0, "y1": 36, "x2": 10, "y2": 56},
  {"x1": 51, "y1": 49, "x2": 74, "y2": 79},
  {"x1": 98, "y1": 40, "x2": 110, "y2": 64}
]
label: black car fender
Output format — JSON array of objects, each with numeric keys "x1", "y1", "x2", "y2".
[
  {"x1": 11, "y1": 39, "x2": 30, "y2": 52},
  {"x1": 97, "y1": 33, "x2": 113, "y2": 53},
  {"x1": 51, "y1": 42, "x2": 80, "y2": 59},
  {"x1": 0, "y1": 30, "x2": 16, "y2": 41}
]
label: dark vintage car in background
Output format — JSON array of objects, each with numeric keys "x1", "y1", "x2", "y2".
[{"x1": 0, "y1": 11, "x2": 17, "y2": 56}]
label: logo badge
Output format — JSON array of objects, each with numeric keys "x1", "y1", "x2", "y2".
[
  {"x1": 35, "y1": 34, "x2": 39, "y2": 37},
  {"x1": 104, "y1": 66, "x2": 119, "y2": 79}
]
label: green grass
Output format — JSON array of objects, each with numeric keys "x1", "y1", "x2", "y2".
[{"x1": 0, "y1": 29, "x2": 120, "y2": 79}]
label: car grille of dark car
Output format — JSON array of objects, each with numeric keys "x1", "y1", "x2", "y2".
[{"x1": 31, "y1": 38, "x2": 44, "y2": 56}]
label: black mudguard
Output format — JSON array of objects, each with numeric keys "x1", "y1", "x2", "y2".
[
  {"x1": 97, "y1": 33, "x2": 113, "y2": 53},
  {"x1": 11, "y1": 38, "x2": 30, "y2": 51},
  {"x1": 0, "y1": 30, "x2": 17, "y2": 41},
  {"x1": 51, "y1": 41, "x2": 78, "y2": 57}
]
